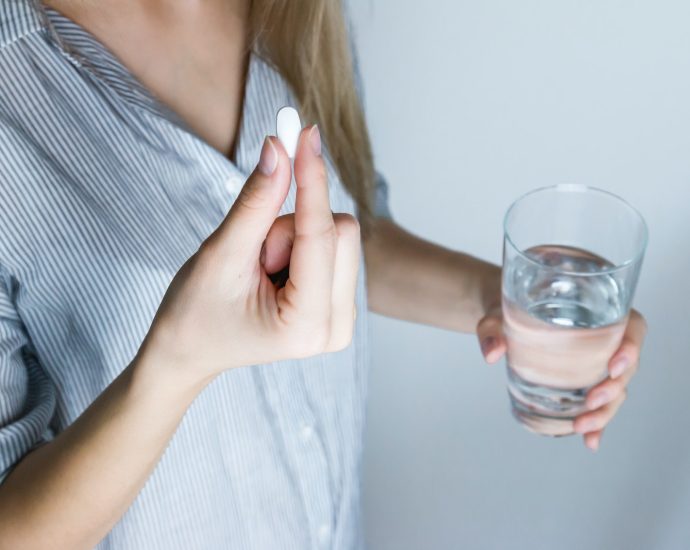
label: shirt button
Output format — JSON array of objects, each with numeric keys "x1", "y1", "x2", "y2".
[
  {"x1": 299, "y1": 423, "x2": 314, "y2": 442},
  {"x1": 224, "y1": 175, "x2": 243, "y2": 194},
  {"x1": 317, "y1": 524, "x2": 331, "y2": 546}
]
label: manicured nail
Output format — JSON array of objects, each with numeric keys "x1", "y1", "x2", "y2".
[
  {"x1": 258, "y1": 137, "x2": 278, "y2": 176},
  {"x1": 481, "y1": 336, "x2": 496, "y2": 358},
  {"x1": 308, "y1": 125, "x2": 322, "y2": 156},
  {"x1": 587, "y1": 392, "x2": 609, "y2": 410},
  {"x1": 587, "y1": 437, "x2": 600, "y2": 452},
  {"x1": 574, "y1": 419, "x2": 595, "y2": 434},
  {"x1": 610, "y1": 356, "x2": 629, "y2": 378}
]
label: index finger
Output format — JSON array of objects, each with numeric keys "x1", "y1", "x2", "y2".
[{"x1": 293, "y1": 125, "x2": 335, "y2": 237}]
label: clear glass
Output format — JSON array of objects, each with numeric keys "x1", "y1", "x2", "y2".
[{"x1": 502, "y1": 184, "x2": 648, "y2": 436}]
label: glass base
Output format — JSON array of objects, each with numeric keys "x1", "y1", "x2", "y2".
[{"x1": 507, "y1": 367, "x2": 592, "y2": 437}]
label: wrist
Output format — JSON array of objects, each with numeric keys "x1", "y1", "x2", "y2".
[
  {"x1": 131, "y1": 333, "x2": 217, "y2": 404},
  {"x1": 480, "y1": 263, "x2": 502, "y2": 316}
]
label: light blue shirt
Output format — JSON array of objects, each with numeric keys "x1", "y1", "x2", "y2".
[{"x1": 0, "y1": 1, "x2": 392, "y2": 548}]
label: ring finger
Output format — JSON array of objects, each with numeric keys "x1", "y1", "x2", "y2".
[
  {"x1": 574, "y1": 390, "x2": 627, "y2": 434},
  {"x1": 326, "y1": 213, "x2": 361, "y2": 351}
]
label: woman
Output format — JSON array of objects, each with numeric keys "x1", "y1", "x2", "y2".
[{"x1": 0, "y1": 0, "x2": 646, "y2": 548}]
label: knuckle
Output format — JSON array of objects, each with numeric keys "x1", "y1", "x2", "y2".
[
  {"x1": 333, "y1": 213, "x2": 361, "y2": 240},
  {"x1": 289, "y1": 324, "x2": 330, "y2": 358},
  {"x1": 592, "y1": 409, "x2": 612, "y2": 428},
  {"x1": 609, "y1": 378, "x2": 625, "y2": 395},
  {"x1": 308, "y1": 330, "x2": 331, "y2": 355},
  {"x1": 235, "y1": 182, "x2": 271, "y2": 211},
  {"x1": 579, "y1": 414, "x2": 598, "y2": 432},
  {"x1": 477, "y1": 314, "x2": 502, "y2": 333},
  {"x1": 274, "y1": 213, "x2": 295, "y2": 229},
  {"x1": 329, "y1": 318, "x2": 356, "y2": 352},
  {"x1": 330, "y1": 332, "x2": 354, "y2": 352},
  {"x1": 313, "y1": 225, "x2": 339, "y2": 254},
  {"x1": 322, "y1": 221, "x2": 338, "y2": 242},
  {"x1": 592, "y1": 417, "x2": 607, "y2": 431},
  {"x1": 300, "y1": 220, "x2": 337, "y2": 243}
]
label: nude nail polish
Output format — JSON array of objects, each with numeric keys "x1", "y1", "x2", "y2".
[
  {"x1": 258, "y1": 137, "x2": 278, "y2": 176},
  {"x1": 610, "y1": 356, "x2": 628, "y2": 378},
  {"x1": 309, "y1": 125, "x2": 322, "y2": 156}
]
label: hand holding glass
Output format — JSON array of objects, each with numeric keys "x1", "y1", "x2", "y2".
[{"x1": 501, "y1": 184, "x2": 648, "y2": 437}]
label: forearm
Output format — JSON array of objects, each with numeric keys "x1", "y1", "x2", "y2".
[
  {"x1": 0, "y1": 342, "x2": 213, "y2": 550},
  {"x1": 363, "y1": 218, "x2": 501, "y2": 333}
]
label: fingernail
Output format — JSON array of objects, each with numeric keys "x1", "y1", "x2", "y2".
[
  {"x1": 587, "y1": 437, "x2": 600, "y2": 453},
  {"x1": 610, "y1": 356, "x2": 629, "y2": 378},
  {"x1": 587, "y1": 392, "x2": 609, "y2": 410},
  {"x1": 258, "y1": 137, "x2": 278, "y2": 176},
  {"x1": 308, "y1": 125, "x2": 322, "y2": 156},
  {"x1": 480, "y1": 336, "x2": 496, "y2": 357},
  {"x1": 574, "y1": 420, "x2": 595, "y2": 434}
]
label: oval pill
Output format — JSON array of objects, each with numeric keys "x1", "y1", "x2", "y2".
[{"x1": 276, "y1": 106, "x2": 302, "y2": 158}]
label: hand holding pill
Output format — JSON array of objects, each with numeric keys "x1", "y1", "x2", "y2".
[{"x1": 145, "y1": 107, "x2": 361, "y2": 381}]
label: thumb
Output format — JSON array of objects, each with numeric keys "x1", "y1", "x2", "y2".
[
  {"x1": 476, "y1": 306, "x2": 507, "y2": 364},
  {"x1": 212, "y1": 136, "x2": 292, "y2": 254}
]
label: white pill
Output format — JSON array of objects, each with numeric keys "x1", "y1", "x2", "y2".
[{"x1": 276, "y1": 106, "x2": 302, "y2": 158}]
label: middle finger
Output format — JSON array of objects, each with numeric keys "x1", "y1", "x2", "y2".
[
  {"x1": 584, "y1": 361, "x2": 638, "y2": 410},
  {"x1": 285, "y1": 125, "x2": 336, "y2": 320},
  {"x1": 574, "y1": 390, "x2": 627, "y2": 434}
]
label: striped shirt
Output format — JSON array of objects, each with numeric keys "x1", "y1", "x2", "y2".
[{"x1": 0, "y1": 0, "x2": 392, "y2": 548}]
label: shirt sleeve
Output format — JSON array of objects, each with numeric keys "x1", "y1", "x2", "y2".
[
  {"x1": 372, "y1": 171, "x2": 393, "y2": 220},
  {"x1": 0, "y1": 264, "x2": 56, "y2": 484},
  {"x1": 345, "y1": 10, "x2": 394, "y2": 220}
]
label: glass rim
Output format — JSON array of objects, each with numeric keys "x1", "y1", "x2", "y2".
[{"x1": 503, "y1": 183, "x2": 649, "y2": 277}]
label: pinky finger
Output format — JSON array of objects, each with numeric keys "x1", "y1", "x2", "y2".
[{"x1": 583, "y1": 429, "x2": 604, "y2": 452}]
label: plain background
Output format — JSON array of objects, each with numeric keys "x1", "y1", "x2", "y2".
[{"x1": 349, "y1": 1, "x2": 690, "y2": 549}]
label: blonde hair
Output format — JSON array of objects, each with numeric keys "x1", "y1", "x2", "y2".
[{"x1": 249, "y1": 0, "x2": 377, "y2": 237}]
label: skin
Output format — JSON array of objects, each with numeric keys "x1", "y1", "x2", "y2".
[
  {"x1": 0, "y1": 0, "x2": 647, "y2": 546},
  {"x1": 364, "y1": 221, "x2": 647, "y2": 451},
  {"x1": 42, "y1": 0, "x2": 253, "y2": 156}
]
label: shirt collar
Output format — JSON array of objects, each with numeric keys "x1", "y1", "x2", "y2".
[
  {"x1": 2, "y1": 0, "x2": 304, "y2": 201},
  {"x1": 14, "y1": 0, "x2": 298, "y2": 186},
  {"x1": 0, "y1": 0, "x2": 44, "y2": 48}
]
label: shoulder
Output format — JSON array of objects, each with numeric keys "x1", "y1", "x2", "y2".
[
  {"x1": 0, "y1": 1, "x2": 52, "y2": 109},
  {"x1": 0, "y1": 3, "x2": 67, "y2": 177},
  {"x1": 0, "y1": 0, "x2": 65, "y2": 246},
  {"x1": 0, "y1": 0, "x2": 45, "y2": 50}
]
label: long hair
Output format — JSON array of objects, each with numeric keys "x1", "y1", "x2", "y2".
[{"x1": 249, "y1": 0, "x2": 377, "y2": 237}]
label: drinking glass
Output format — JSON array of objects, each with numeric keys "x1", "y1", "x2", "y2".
[{"x1": 502, "y1": 184, "x2": 648, "y2": 436}]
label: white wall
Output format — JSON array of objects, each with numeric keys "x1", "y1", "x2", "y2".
[{"x1": 350, "y1": 1, "x2": 690, "y2": 549}]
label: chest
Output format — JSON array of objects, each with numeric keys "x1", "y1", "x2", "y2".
[
  {"x1": 0, "y1": 28, "x2": 359, "y2": 380},
  {"x1": 43, "y1": 0, "x2": 250, "y2": 157}
]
